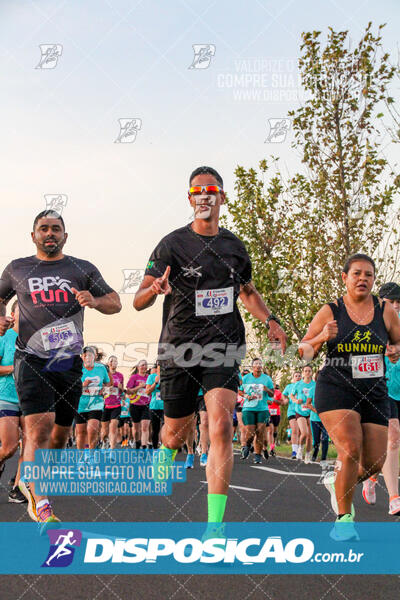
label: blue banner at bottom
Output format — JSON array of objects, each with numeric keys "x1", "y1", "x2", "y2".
[{"x1": 0, "y1": 522, "x2": 399, "y2": 574}]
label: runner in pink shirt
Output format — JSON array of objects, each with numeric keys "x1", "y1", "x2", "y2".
[
  {"x1": 126, "y1": 359, "x2": 151, "y2": 448},
  {"x1": 100, "y1": 356, "x2": 124, "y2": 449}
]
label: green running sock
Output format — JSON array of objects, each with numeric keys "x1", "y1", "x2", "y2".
[
  {"x1": 153, "y1": 445, "x2": 177, "y2": 483},
  {"x1": 207, "y1": 493, "x2": 227, "y2": 523},
  {"x1": 159, "y1": 444, "x2": 177, "y2": 462}
]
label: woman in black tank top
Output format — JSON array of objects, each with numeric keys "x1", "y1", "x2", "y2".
[{"x1": 299, "y1": 254, "x2": 400, "y2": 530}]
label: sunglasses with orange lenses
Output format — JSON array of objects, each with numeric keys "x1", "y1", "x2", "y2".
[{"x1": 188, "y1": 185, "x2": 221, "y2": 195}]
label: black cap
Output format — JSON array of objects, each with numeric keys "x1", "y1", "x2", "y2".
[
  {"x1": 379, "y1": 282, "x2": 400, "y2": 300},
  {"x1": 82, "y1": 346, "x2": 95, "y2": 354}
]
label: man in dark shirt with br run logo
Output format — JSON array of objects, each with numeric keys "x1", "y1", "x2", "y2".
[
  {"x1": 134, "y1": 166, "x2": 287, "y2": 538},
  {"x1": 0, "y1": 210, "x2": 121, "y2": 524}
]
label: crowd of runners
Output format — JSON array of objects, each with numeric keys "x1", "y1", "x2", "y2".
[{"x1": 0, "y1": 165, "x2": 400, "y2": 542}]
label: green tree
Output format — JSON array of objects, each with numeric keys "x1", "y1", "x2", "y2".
[
  {"x1": 225, "y1": 23, "x2": 400, "y2": 375},
  {"x1": 291, "y1": 23, "x2": 399, "y2": 283}
]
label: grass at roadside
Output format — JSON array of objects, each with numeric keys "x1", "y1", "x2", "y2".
[{"x1": 275, "y1": 442, "x2": 338, "y2": 460}]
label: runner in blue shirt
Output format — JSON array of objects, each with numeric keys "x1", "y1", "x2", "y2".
[
  {"x1": 241, "y1": 358, "x2": 274, "y2": 464},
  {"x1": 291, "y1": 365, "x2": 315, "y2": 463},
  {"x1": 146, "y1": 364, "x2": 164, "y2": 449},
  {"x1": 75, "y1": 346, "x2": 111, "y2": 449},
  {"x1": 282, "y1": 370, "x2": 301, "y2": 459},
  {"x1": 118, "y1": 392, "x2": 132, "y2": 447},
  {"x1": 305, "y1": 371, "x2": 329, "y2": 463},
  {"x1": 362, "y1": 283, "x2": 400, "y2": 515},
  {"x1": 0, "y1": 301, "x2": 26, "y2": 503}
]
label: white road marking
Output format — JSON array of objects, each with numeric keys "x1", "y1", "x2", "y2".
[
  {"x1": 200, "y1": 481, "x2": 263, "y2": 492},
  {"x1": 251, "y1": 466, "x2": 320, "y2": 477}
]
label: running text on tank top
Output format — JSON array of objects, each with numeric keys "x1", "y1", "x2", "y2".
[{"x1": 318, "y1": 295, "x2": 388, "y2": 398}]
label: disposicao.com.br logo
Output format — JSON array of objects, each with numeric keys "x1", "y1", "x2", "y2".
[
  {"x1": 42, "y1": 529, "x2": 82, "y2": 568},
  {"x1": 2, "y1": 522, "x2": 395, "y2": 574},
  {"x1": 84, "y1": 534, "x2": 315, "y2": 565}
]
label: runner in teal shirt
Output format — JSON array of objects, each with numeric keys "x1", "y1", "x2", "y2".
[
  {"x1": 0, "y1": 301, "x2": 25, "y2": 502},
  {"x1": 146, "y1": 372, "x2": 163, "y2": 410},
  {"x1": 145, "y1": 365, "x2": 164, "y2": 450},
  {"x1": 293, "y1": 379, "x2": 315, "y2": 418},
  {"x1": 78, "y1": 361, "x2": 110, "y2": 413},
  {"x1": 242, "y1": 373, "x2": 274, "y2": 413},
  {"x1": 283, "y1": 382, "x2": 296, "y2": 419},
  {"x1": 282, "y1": 370, "x2": 301, "y2": 459},
  {"x1": 362, "y1": 285, "x2": 400, "y2": 516},
  {"x1": 291, "y1": 365, "x2": 314, "y2": 463},
  {"x1": 306, "y1": 374, "x2": 329, "y2": 462},
  {"x1": 0, "y1": 328, "x2": 19, "y2": 407},
  {"x1": 385, "y1": 357, "x2": 400, "y2": 402},
  {"x1": 75, "y1": 346, "x2": 111, "y2": 450},
  {"x1": 240, "y1": 358, "x2": 274, "y2": 464},
  {"x1": 120, "y1": 392, "x2": 130, "y2": 418}
]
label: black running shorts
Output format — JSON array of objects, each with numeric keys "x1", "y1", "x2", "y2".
[
  {"x1": 101, "y1": 406, "x2": 121, "y2": 422},
  {"x1": 315, "y1": 380, "x2": 389, "y2": 427},
  {"x1": 270, "y1": 414, "x2": 280, "y2": 428},
  {"x1": 159, "y1": 361, "x2": 240, "y2": 419},
  {"x1": 129, "y1": 404, "x2": 150, "y2": 423},
  {"x1": 75, "y1": 410, "x2": 102, "y2": 424},
  {"x1": 389, "y1": 397, "x2": 399, "y2": 421},
  {"x1": 14, "y1": 350, "x2": 82, "y2": 427}
]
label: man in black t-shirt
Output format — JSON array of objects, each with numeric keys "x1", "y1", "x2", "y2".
[
  {"x1": 134, "y1": 166, "x2": 287, "y2": 533},
  {"x1": 0, "y1": 210, "x2": 121, "y2": 523}
]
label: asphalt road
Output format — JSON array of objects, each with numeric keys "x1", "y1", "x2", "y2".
[{"x1": 0, "y1": 449, "x2": 399, "y2": 600}]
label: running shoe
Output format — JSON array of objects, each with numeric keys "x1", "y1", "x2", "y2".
[
  {"x1": 185, "y1": 454, "x2": 194, "y2": 469},
  {"x1": 263, "y1": 449, "x2": 269, "y2": 461},
  {"x1": 291, "y1": 451, "x2": 297, "y2": 460},
  {"x1": 240, "y1": 446, "x2": 250, "y2": 460},
  {"x1": 253, "y1": 454, "x2": 262, "y2": 464},
  {"x1": 270, "y1": 448, "x2": 276, "y2": 457},
  {"x1": 389, "y1": 496, "x2": 400, "y2": 515},
  {"x1": 201, "y1": 523, "x2": 226, "y2": 544},
  {"x1": 323, "y1": 472, "x2": 355, "y2": 517},
  {"x1": 8, "y1": 486, "x2": 27, "y2": 504},
  {"x1": 200, "y1": 453, "x2": 208, "y2": 467},
  {"x1": 296, "y1": 447, "x2": 303, "y2": 461},
  {"x1": 37, "y1": 502, "x2": 60, "y2": 524},
  {"x1": 330, "y1": 514, "x2": 359, "y2": 542},
  {"x1": 304, "y1": 451, "x2": 313, "y2": 464},
  {"x1": 18, "y1": 480, "x2": 37, "y2": 521},
  {"x1": 362, "y1": 477, "x2": 377, "y2": 505},
  {"x1": 153, "y1": 446, "x2": 177, "y2": 483}
]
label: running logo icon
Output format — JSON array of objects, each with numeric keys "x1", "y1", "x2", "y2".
[
  {"x1": 36, "y1": 45, "x2": 63, "y2": 69},
  {"x1": 45, "y1": 194, "x2": 68, "y2": 214},
  {"x1": 265, "y1": 119, "x2": 291, "y2": 143},
  {"x1": 115, "y1": 119, "x2": 142, "y2": 143},
  {"x1": 189, "y1": 45, "x2": 216, "y2": 69},
  {"x1": 42, "y1": 529, "x2": 82, "y2": 568}
]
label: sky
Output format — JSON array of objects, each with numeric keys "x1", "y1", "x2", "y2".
[{"x1": 1, "y1": 0, "x2": 399, "y2": 372}]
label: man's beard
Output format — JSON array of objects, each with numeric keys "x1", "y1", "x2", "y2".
[{"x1": 41, "y1": 240, "x2": 63, "y2": 256}]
